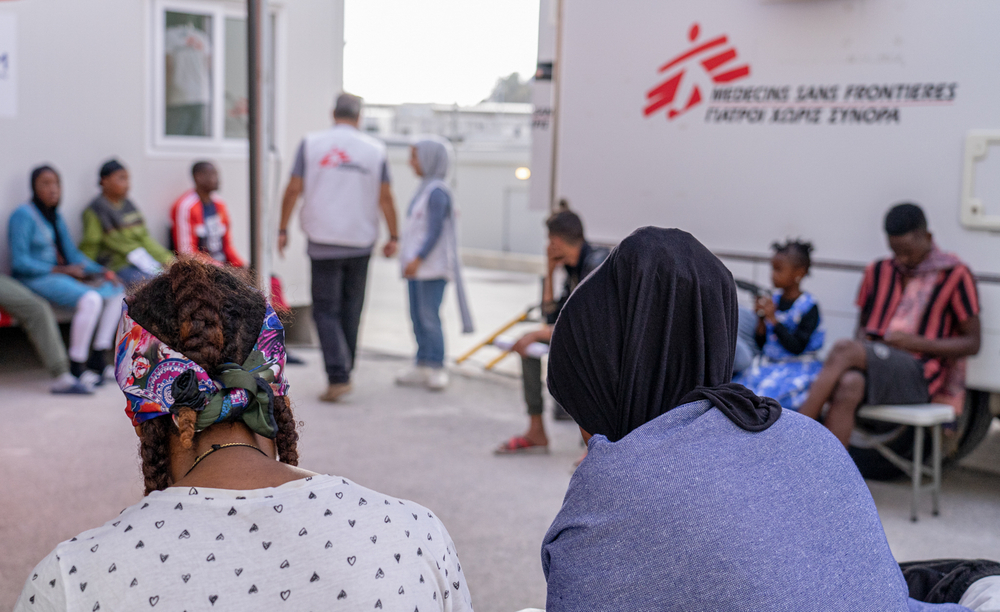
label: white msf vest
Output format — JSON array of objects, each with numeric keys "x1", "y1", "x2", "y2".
[
  {"x1": 299, "y1": 125, "x2": 386, "y2": 247},
  {"x1": 400, "y1": 179, "x2": 456, "y2": 280},
  {"x1": 399, "y1": 179, "x2": 475, "y2": 333}
]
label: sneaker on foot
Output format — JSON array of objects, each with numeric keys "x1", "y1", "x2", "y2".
[
  {"x1": 426, "y1": 368, "x2": 449, "y2": 391},
  {"x1": 51, "y1": 373, "x2": 93, "y2": 395},
  {"x1": 79, "y1": 370, "x2": 102, "y2": 389},
  {"x1": 320, "y1": 382, "x2": 352, "y2": 403},
  {"x1": 395, "y1": 366, "x2": 430, "y2": 386},
  {"x1": 102, "y1": 364, "x2": 116, "y2": 383}
]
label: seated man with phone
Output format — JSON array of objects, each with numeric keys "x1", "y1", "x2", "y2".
[{"x1": 796, "y1": 203, "x2": 981, "y2": 446}]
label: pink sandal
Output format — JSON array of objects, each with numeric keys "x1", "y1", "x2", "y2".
[{"x1": 494, "y1": 435, "x2": 550, "y2": 455}]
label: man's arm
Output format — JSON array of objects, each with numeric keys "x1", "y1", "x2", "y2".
[
  {"x1": 886, "y1": 316, "x2": 981, "y2": 359},
  {"x1": 277, "y1": 176, "x2": 303, "y2": 256},
  {"x1": 379, "y1": 182, "x2": 398, "y2": 257},
  {"x1": 512, "y1": 325, "x2": 552, "y2": 356}
]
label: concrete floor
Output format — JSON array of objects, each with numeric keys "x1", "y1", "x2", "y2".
[{"x1": 1, "y1": 259, "x2": 999, "y2": 611}]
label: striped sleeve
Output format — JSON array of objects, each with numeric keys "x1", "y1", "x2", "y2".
[
  {"x1": 855, "y1": 262, "x2": 877, "y2": 308},
  {"x1": 949, "y1": 264, "x2": 980, "y2": 322},
  {"x1": 171, "y1": 191, "x2": 199, "y2": 256}
]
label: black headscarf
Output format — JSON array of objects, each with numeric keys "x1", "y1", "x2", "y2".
[
  {"x1": 546, "y1": 227, "x2": 781, "y2": 442},
  {"x1": 30, "y1": 165, "x2": 70, "y2": 265}
]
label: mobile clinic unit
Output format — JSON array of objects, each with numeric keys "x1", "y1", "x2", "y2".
[{"x1": 531, "y1": 0, "x2": 1000, "y2": 474}]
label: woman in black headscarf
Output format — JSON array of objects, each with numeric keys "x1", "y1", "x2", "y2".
[
  {"x1": 9, "y1": 165, "x2": 123, "y2": 386},
  {"x1": 541, "y1": 227, "x2": 987, "y2": 612}
]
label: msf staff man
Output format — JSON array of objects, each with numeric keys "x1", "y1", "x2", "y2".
[{"x1": 278, "y1": 93, "x2": 398, "y2": 402}]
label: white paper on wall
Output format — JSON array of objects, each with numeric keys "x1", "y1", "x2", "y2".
[{"x1": 0, "y1": 13, "x2": 16, "y2": 118}]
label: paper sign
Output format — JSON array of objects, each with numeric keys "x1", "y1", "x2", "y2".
[{"x1": 0, "y1": 13, "x2": 16, "y2": 118}]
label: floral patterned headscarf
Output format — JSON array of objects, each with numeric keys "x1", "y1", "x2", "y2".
[{"x1": 114, "y1": 300, "x2": 289, "y2": 439}]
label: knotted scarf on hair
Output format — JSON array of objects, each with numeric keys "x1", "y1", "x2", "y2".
[
  {"x1": 114, "y1": 300, "x2": 289, "y2": 439},
  {"x1": 546, "y1": 227, "x2": 780, "y2": 442}
]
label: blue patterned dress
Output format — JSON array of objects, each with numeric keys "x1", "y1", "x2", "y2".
[{"x1": 734, "y1": 292, "x2": 825, "y2": 410}]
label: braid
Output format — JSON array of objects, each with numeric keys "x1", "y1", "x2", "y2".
[
  {"x1": 127, "y1": 257, "x2": 301, "y2": 495},
  {"x1": 170, "y1": 260, "x2": 226, "y2": 371},
  {"x1": 273, "y1": 397, "x2": 300, "y2": 466},
  {"x1": 175, "y1": 407, "x2": 198, "y2": 451},
  {"x1": 139, "y1": 417, "x2": 173, "y2": 495}
]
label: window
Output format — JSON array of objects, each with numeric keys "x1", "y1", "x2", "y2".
[
  {"x1": 164, "y1": 10, "x2": 213, "y2": 137},
  {"x1": 223, "y1": 17, "x2": 248, "y2": 139},
  {"x1": 153, "y1": 1, "x2": 276, "y2": 151}
]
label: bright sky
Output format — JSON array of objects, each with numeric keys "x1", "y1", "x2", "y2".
[{"x1": 343, "y1": 0, "x2": 540, "y2": 106}]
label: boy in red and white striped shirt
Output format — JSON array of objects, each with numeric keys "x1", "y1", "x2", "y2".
[{"x1": 170, "y1": 161, "x2": 245, "y2": 268}]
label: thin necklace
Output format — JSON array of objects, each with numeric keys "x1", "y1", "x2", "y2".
[{"x1": 185, "y1": 443, "x2": 268, "y2": 477}]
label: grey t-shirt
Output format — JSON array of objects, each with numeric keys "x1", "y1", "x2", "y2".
[{"x1": 292, "y1": 139, "x2": 392, "y2": 260}]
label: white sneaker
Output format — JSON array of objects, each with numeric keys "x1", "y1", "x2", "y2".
[
  {"x1": 102, "y1": 364, "x2": 116, "y2": 383},
  {"x1": 78, "y1": 370, "x2": 102, "y2": 389},
  {"x1": 426, "y1": 368, "x2": 449, "y2": 391},
  {"x1": 51, "y1": 373, "x2": 93, "y2": 395},
  {"x1": 395, "y1": 366, "x2": 431, "y2": 386}
]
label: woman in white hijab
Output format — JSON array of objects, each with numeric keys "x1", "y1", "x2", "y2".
[{"x1": 396, "y1": 137, "x2": 474, "y2": 390}]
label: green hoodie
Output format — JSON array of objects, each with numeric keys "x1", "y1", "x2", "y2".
[{"x1": 80, "y1": 195, "x2": 174, "y2": 272}]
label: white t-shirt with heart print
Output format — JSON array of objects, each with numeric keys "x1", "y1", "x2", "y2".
[{"x1": 14, "y1": 475, "x2": 474, "y2": 612}]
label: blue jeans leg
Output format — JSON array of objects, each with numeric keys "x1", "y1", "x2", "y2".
[
  {"x1": 408, "y1": 279, "x2": 447, "y2": 368},
  {"x1": 116, "y1": 265, "x2": 156, "y2": 287},
  {"x1": 734, "y1": 306, "x2": 760, "y2": 374}
]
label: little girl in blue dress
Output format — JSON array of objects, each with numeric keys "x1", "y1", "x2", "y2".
[{"x1": 735, "y1": 240, "x2": 825, "y2": 410}]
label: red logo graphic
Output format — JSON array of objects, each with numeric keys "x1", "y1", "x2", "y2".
[
  {"x1": 319, "y1": 147, "x2": 352, "y2": 168},
  {"x1": 644, "y1": 23, "x2": 751, "y2": 120}
]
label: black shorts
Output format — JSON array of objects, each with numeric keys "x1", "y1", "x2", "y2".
[{"x1": 863, "y1": 342, "x2": 931, "y2": 405}]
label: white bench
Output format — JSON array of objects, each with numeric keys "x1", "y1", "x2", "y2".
[{"x1": 856, "y1": 403, "x2": 956, "y2": 522}]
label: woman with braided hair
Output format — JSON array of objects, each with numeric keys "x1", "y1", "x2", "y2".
[{"x1": 15, "y1": 259, "x2": 474, "y2": 612}]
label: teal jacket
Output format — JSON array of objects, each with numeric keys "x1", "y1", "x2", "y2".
[{"x1": 9, "y1": 203, "x2": 103, "y2": 279}]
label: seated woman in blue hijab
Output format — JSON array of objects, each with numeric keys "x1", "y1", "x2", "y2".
[{"x1": 541, "y1": 227, "x2": 998, "y2": 612}]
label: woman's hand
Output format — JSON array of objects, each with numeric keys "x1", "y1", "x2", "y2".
[
  {"x1": 104, "y1": 269, "x2": 124, "y2": 285},
  {"x1": 403, "y1": 257, "x2": 422, "y2": 278},
  {"x1": 53, "y1": 264, "x2": 87, "y2": 280}
]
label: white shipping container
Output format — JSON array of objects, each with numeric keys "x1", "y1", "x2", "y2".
[{"x1": 534, "y1": 0, "x2": 1000, "y2": 468}]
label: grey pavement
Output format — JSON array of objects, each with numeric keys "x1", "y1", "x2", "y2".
[{"x1": 1, "y1": 259, "x2": 999, "y2": 612}]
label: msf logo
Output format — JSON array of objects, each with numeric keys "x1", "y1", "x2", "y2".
[
  {"x1": 644, "y1": 23, "x2": 750, "y2": 120},
  {"x1": 319, "y1": 147, "x2": 352, "y2": 168}
]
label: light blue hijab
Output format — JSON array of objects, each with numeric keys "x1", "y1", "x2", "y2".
[
  {"x1": 414, "y1": 136, "x2": 451, "y2": 181},
  {"x1": 407, "y1": 136, "x2": 453, "y2": 215}
]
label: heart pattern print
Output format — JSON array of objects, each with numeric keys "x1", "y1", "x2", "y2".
[{"x1": 14, "y1": 475, "x2": 473, "y2": 611}]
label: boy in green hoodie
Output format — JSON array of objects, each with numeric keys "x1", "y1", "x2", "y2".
[{"x1": 80, "y1": 159, "x2": 174, "y2": 285}]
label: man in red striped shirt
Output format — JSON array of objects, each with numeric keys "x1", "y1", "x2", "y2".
[{"x1": 798, "y1": 203, "x2": 980, "y2": 446}]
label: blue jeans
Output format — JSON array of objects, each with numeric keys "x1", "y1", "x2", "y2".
[
  {"x1": 116, "y1": 265, "x2": 156, "y2": 287},
  {"x1": 407, "y1": 279, "x2": 447, "y2": 368},
  {"x1": 733, "y1": 306, "x2": 760, "y2": 375}
]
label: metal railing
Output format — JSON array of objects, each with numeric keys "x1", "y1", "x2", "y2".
[{"x1": 715, "y1": 250, "x2": 1000, "y2": 285}]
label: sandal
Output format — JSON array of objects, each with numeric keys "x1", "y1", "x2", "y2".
[{"x1": 494, "y1": 435, "x2": 549, "y2": 455}]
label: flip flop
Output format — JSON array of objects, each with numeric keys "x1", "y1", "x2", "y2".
[{"x1": 494, "y1": 436, "x2": 549, "y2": 455}]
